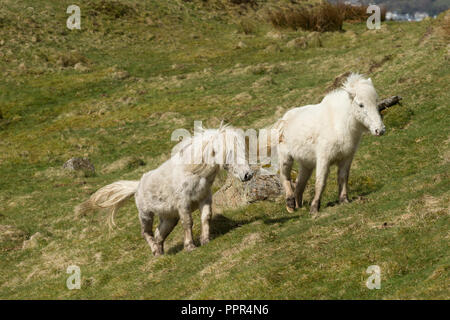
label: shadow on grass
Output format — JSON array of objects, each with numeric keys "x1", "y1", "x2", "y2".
[
  {"x1": 164, "y1": 182, "x2": 382, "y2": 255},
  {"x1": 165, "y1": 213, "x2": 261, "y2": 255},
  {"x1": 262, "y1": 214, "x2": 298, "y2": 225}
]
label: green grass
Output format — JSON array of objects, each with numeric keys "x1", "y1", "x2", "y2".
[{"x1": 0, "y1": 1, "x2": 449, "y2": 299}]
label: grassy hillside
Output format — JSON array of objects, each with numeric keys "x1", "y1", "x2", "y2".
[{"x1": 0, "y1": 0, "x2": 449, "y2": 299}]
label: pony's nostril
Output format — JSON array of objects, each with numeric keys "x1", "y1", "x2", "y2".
[{"x1": 244, "y1": 172, "x2": 253, "y2": 181}]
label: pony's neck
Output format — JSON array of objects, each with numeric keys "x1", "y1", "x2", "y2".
[
  {"x1": 340, "y1": 95, "x2": 366, "y2": 140},
  {"x1": 183, "y1": 132, "x2": 222, "y2": 181}
]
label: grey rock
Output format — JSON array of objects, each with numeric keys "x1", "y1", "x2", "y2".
[
  {"x1": 213, "y1": 168, "x2": 283, "y2": 213},
  {"x1": 63, "y1": 157, "x2": 95, "y2": 173}
]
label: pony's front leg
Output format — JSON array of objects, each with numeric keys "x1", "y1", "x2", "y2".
[
  {"x1": 338, "y1": 158, "x2": 352, "y2": 204},
  {"x1": 199, "y1": 193, "x2": 212, "y2": 246},
  {"x1": 310, "y1": 160, "x2": 330, "y2": 214},
  {"x1": 279, "y1": 154, "x2": 295, "y2": 213},
  {"x1": 179, "y1": 208, "x2": 196, "y2": 252}
]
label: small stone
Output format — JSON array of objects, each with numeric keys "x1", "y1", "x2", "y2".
[
  {"x1": 22, "y1": 232, "x2": 43, "y2": 249},
  {"x1": 74, "y1": 62, "x2": 89, "y2": 72},
  {"x1": 265, "y1": 31, "x2": 283, "y2": 40},
  {"x1": 112, "y1": 70, "x2": 130, "y2": 80},
  {"x1": 286, "y1": 37, "x2": 308, "y2": 49},
  {"x1": 63, "y1": 157, "x2": 95, "y2": 173},
  {"x1": 236, "y1": 41, "x2": 247, "y2": 49}
]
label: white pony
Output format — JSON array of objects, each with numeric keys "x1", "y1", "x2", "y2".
[
  {"x1": 76, "y1": 126, "x2": 253, "y2": 256},
  {"x1": 276, "y1": 73, "x2": 385, "y2": 214}
]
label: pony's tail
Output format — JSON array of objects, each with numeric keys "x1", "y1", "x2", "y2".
[{"x1": 75, "y1": 180, "x2": 139, "y2": 229}]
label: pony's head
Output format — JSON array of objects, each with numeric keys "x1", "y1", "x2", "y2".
[
  {"x1": 343, "y1": 73, "x2": 385, "y2": 136},
  {"x1": 210, "y1": 126, "x2": 254, "y2": 182}
]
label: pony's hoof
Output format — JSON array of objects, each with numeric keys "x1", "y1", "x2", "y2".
[
  {"x1": 286, "y1": 197, "x2": 296, "y2": 213},
  {"x1": 339, "y1": 197, "x2": 350, "y2": 204},
  {"x1": 286, "y1": 206, "x2": 295, "y2": 213},
  {"x1": 200, "y1": 238, "x2": 210, "y2": 246},
  {"x1": 309, "y1": 206, "x2": 319, "y2": 215}
]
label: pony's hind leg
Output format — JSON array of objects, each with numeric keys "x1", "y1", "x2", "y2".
[
  {"x1": 279, "y1": 153, "x2": 295, "y2": 213},
  {"x1": 139, "y1": 210, "x2": 160, "y2": 256},
  {"x1": 154, "y1": 216, "x2": 179, "y2": 255},
  {"x1": 294, "y1": 164, "x2": 313, "y2": 209}
]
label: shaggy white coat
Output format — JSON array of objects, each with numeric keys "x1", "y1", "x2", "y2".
[
  {"x1": 76, "y1": 126, "x2": 253, "y2": 256},
  {"x1": 276, "y1": 73, "x2": 385, "y2": 213}
]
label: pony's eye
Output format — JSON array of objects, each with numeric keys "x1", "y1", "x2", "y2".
[{"x1": 359, "y1": 103, "x2": 364, "y2": 108}]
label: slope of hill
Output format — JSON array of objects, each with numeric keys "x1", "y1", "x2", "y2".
[{"x1": 0, "y1": 0, "x2": 449, "y2": 299}]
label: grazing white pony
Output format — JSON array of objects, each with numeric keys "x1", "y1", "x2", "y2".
[
  {"x1": 76, "y1": 126, "x2": 253, "y2": 256},
  {"x1": 276, "y1": 73, "x2": 385, "y2": 214}
]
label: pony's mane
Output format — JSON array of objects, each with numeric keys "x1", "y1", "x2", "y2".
[
  {"x1": 176, "y1": 122, "x2": 231, "y2": 152},
  {"x1": 173, "y1": 124, "x2": 245, "y2": 175},
  {"x1": 324, "y1": 73, "x2": 376, "y2": 101},
  {"x1": 342, "y1": 73, "x2": 373, "y2": 93}
]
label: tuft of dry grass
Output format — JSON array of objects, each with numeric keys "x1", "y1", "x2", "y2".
[
  {"x1": 266, "y1": 2, "x2": 387, "y2": 32},
  {"x1": 266, "y1": 2, "x2": 344, "y2": 32},
  {"x1": 337, "y1": 2, "x2": 387, "y2": 23},
  {"x1": 229, "y1": 0, "x2": 256, "y2": 5},
  {"x1": 88, "y1": 0, "x2": 137, "y2": 19}
]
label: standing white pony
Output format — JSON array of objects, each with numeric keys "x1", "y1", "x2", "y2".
[
  {"x1": 76, "y1": 125, "x2": 253, "y2": 256},
  {"x1": 276, "y1": 73, "x2": 385, "y2": 214}
]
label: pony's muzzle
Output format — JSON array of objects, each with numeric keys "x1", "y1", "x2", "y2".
[
  {"x1": 375, "y1": 127, "x2": 386, "y2": 136},
  {"x1": 242, "y1": 171, "x2": 254, "y2": 182}
]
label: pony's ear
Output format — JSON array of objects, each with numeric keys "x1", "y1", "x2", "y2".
[{"x1": 368, "y1": 77, "x2": 373, "y2": 83}]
